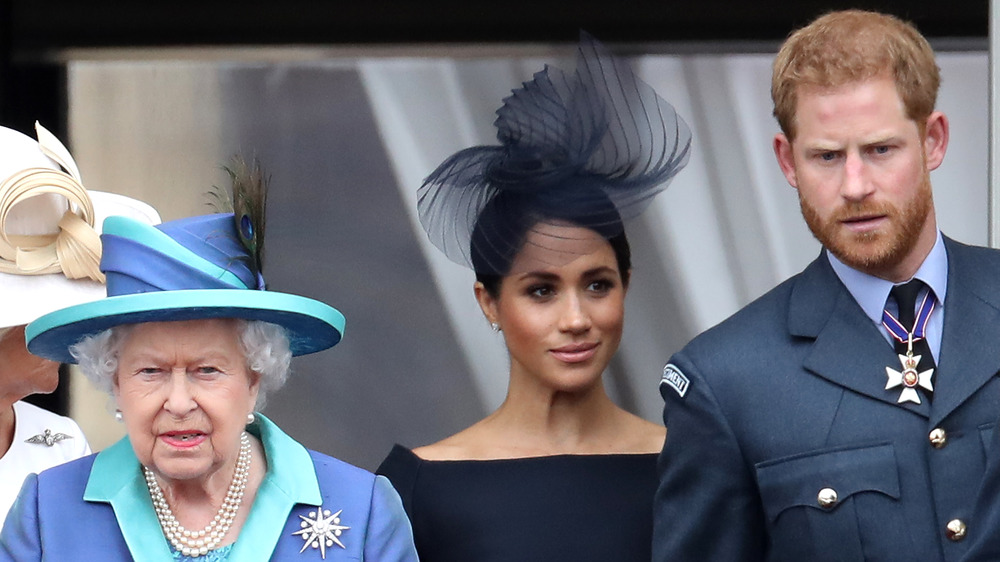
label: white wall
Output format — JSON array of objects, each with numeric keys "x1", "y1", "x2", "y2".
[{"x1": 66, "y1": 47, "x2": 988, "y2": 467}]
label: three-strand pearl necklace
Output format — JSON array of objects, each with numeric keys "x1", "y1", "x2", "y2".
[{"x1": 144, "y1": 431, "x2": 252, "y2": 557}]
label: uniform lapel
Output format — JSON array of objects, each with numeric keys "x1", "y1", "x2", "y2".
[
  {"x1": 791, "y1": 254, "x2": 931, "y2": 417},
  {"x1": 929, "y1": 239, "x2": 1000, "y2": 427}
]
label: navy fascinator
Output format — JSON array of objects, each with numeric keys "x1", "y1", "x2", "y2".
[{"x1": 417, "y1": 32, "x2": 693, "y2": 275}]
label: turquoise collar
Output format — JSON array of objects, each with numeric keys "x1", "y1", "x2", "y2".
[{"x1": 84, "y1": 414, "x2": 321, "y2": 561}]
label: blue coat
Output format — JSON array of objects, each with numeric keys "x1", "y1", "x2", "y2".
[
  {"x1": 654, "y1": 238, "x2": 1000, "y2": 562},
  {"x1": 0, "y1": 415, "x2": 418, "y2": 561}
]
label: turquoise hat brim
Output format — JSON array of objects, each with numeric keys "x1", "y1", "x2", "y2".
[{"x1": 26, "y1": 289, "x2": 345, "y2": 364}]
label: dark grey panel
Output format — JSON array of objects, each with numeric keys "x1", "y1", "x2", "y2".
[
  {"x1": 5, "y1": 1, "x2": 986, "y2": 56},
  {"x1": 217, "y1": 65, "x2": 483, "y2": 470}
]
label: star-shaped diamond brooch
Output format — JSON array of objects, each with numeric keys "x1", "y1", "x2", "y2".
[
  {"x1": 885, "y1": 353, "x2": 934, "y2": 404},
  {"x1": 24, "y1": 429, "x2": 72, "y2": 447},
  {"x1": 292, "y1": 507, "x2": 350, "y2": 559}
]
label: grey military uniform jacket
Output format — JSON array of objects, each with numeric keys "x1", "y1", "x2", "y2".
[{"x1": 654, "y1": 237, "x2": 1000, "y2": 562}]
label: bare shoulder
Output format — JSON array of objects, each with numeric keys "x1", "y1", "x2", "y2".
[
  {"x1": 412, "y1": 425, "x2": 489, "y2": 461},
  {"x1": 618, "y1": 412, "x2": 666, "y2": 454}
]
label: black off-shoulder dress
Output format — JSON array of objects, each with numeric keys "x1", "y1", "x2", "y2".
[{"x1": 377, "y1": 444, "x2": 658, "y2": 562}]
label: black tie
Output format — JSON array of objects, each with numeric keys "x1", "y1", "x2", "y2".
[{"x1": 890, "y1": 279, "x2": 937, "y2": 381}]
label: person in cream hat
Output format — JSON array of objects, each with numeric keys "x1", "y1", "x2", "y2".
[{"x1": 0, "y1": 122, "x2": 160, "y2": 520}]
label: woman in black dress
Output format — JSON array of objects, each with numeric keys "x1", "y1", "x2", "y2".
[{"x1": 378, "y1": 34, "x2": 692, "y2": 561}]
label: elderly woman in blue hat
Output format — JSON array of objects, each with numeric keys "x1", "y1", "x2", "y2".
[
  {"x1": 0, "y1": 123, "x2": 160, "y2": 522},
  {"x1": 0, "y1": 164, "x2": 418, "y2": 561}
]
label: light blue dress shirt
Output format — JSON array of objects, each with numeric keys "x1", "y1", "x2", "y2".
[{"x1": 827, "y1": 230, "x2": 947, "y2": 360}]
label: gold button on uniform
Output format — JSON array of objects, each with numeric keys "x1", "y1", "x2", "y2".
[
  {"x1": 929, "y1": 428, "x2": 947, "y2": 449},
  {"x1": 946, "y1": 519, "x2": 967, "y2": 541},
  {"x1": 817, "y1": 488, "x2": 838, "y2": 509}
]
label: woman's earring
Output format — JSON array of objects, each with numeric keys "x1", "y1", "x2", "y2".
[
  {"x1": 247, "y1": 412, "x2": 255, "y2": 424},
  {"x1": 490, "y1": 322, "x2": 501, "y2": 333},
  {"x1": 114, "y1": 410, "x2": 123, "y2": 422}
]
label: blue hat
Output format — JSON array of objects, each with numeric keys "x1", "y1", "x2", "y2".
[{"x1": 26, "y1": 212, "x2": 345, "y2": 363}]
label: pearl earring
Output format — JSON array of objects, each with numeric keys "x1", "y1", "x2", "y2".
[
  {"x1": 490, "y1": 322, "x2": 501, "y2": 332},
  {"x1": 114, "y1": 410, "x2": 123, "y2": 422},
  {"x1": 247, "y1": 412, "x2": 255, "y2": 424}
]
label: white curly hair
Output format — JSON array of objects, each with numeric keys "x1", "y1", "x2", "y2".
[{"x1": 69, "y1": 319, "x2": 291, "y2": 410}]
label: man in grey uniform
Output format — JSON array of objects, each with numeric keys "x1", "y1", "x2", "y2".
[{"x1": 654, "y1": 10, "x2": 1000, "y2": 561}]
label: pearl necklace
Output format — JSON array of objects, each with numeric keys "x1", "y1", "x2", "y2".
[{"x1": 144, "y1": 432, "x2": 251, "y2": 558}]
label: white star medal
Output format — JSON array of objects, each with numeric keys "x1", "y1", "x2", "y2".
[
  {"x1": 882, "y1": 291, "x2": 935, "y2": 405},
  {"x1": 293, "y1": 506, "x2": 350, "y2": 559},
  {"x1": 885, "y1": 349, "x2": 934, "y2": 404}
]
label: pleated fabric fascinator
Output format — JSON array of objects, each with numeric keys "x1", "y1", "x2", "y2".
[
  {"x1": 417, "y1": 32, "x2": 692, "y2": 275},
  {"x1": 0, "y1": 122, "x2": 160, "y2": 330},
  {"x1": 27, "y1": 160, "x2": 345, "y2": 364}
]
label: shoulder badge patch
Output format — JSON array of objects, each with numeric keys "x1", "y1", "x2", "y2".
[{"x1": 661, "y1": 363, "x2": 689, "y2": 398}]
